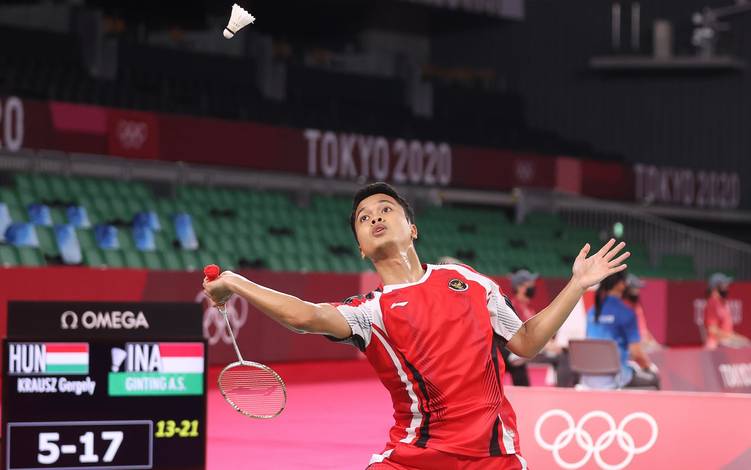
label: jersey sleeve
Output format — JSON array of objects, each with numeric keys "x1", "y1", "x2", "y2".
[
  {"x1": 325, "y1": 294, "x2": 379, "y2": 352},
  {"x1": 487, "y1": 282, "x2": 523, "y2": 341}
]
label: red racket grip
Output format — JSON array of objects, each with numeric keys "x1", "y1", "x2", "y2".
[{"x1": 204, "y1": 264, "x2": 221, "y2": 281}]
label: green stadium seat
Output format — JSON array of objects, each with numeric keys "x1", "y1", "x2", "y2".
[
  {"x1": 0, "y1": 188, "x2": 21, "y2": 207},
  {"x1": 0, "y1": 245, "x2": 19, "y2": 267},
  {"x1": 80, "y1": 178, "x2": 102, "y2": 198},
  {"x1": 109, "y1": 198, "x2": 131, "y2": 222},
  {"x1": 14, "y1": 189, "x2": 35, "y2": 207},
  {"x1": 35, "y1": 226, "x2": 59, "y2": 258},
  {"x1": 129, "y1": 183, "x2": 152, "y2": 202},
  {"x1": 97, "y1": 180, "x2": 121, "y2": 199},
  {"x1": 86, "y1": 198, "x2": 114, "y2": 221},
  {"x1": 49, "y1": 207, "x2": 67, "y2": 225},
  {"x1": 160, "y1": 250, "x2": 183, "y2": 271},
  {"x1": 82, "y1": 248, "x2": 105, "y2": 268},
  {"x1": 118, "y1": 230, "x2": 136, "y2": 251},
  {"x1": 13, "y1": 174, "x2": 33, "y2": 192},
  {"x1": 76, "y1": 229, "x2": 97, "y2": 250},
  {"x1": 122, "y1": 250, "x2": 144, "y2": 268},
  {"x1": 8, "y1": 204, "x2": 27, "y2": 223},
  {"x1": 16, "y1": 247, "x2": 46, "y2": 266},
  {"x1": 199, "y1": 235, "x2": 222, "y2": 252},
  {"x1": 267, "y1": 256, "x2": 284, "y2": 271},
  {"x1": 195, "y1": 250, "x2": 215, "y2": 268},
  {"x1": 178, "y1": 250, "x2": 200, "y2": 271},
  {"x1": 123, "y1": 198, "x2": 144, "y2": 219},
  {"x1": 48, "y1": 177, "x2": 73, "y2": 203},
  {"x1": 0, "y1": 173, "x2": 706, "y2": 278},
  {"x1": 30, "y1": 175, "x2": 52, "y2": 200},
  {"x1": 102, "y1": 250, "x2": 126, "y2": 268},
  {"x1": 67, "y1": 181, "x2": 88, "y2": 202},
  {"x1": 153, "y1": 232, "x2": 170, "y2": 251},
  {"x1": 208, "y1": 251, "x2": 238, "y2": 271},
  {"x1": 142, "y1": 251, "x2": 163, "y2": 270}
]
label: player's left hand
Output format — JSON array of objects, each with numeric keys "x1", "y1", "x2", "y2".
[
  {"x1": 203, "y1": 271, "x2": 235, "y2": 307},
  {"x1": 571, "y1": 238, "x2": 630, "y2": 290}
]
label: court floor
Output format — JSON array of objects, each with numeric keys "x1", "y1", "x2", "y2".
[
  {"x1": 206, "y1": 360, "x2": 550, "y2": 469},
  {"x1": 207, "y1": 361, "x2": 393, "y2": 469}
]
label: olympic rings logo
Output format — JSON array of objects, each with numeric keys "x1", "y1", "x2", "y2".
[
  {"x1": 116, "y1": 119, "x2": 148, "y2": 149},
  {"x1": 534, "y1": 409, "x2": 658, "y2": 470},
  {"x1": 196, "y1": 291, "x2": 249, "y2": 345}
]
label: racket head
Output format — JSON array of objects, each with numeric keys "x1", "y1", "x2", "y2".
[{"x1": 218, "y1": 360, "x2": 287, "y2": 419}]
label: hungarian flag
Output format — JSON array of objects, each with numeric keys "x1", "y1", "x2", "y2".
[{"x1": 45, "y1": 343, "x2": 89, "y2": 375}]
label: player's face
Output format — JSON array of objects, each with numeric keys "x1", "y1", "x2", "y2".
[{"x1": 354, "y1": 194, "x2": 416, "y2": 259}]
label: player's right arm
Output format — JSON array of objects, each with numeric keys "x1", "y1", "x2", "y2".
[{"x1": 203, "y1": 271, "x2": 352, "y2": 338}]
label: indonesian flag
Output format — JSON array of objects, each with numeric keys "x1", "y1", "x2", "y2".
[{"x1": 159, "y1": 343, "x2": 204, "y2": 373}]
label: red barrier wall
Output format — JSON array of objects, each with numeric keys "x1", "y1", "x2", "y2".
[
  {"x1": 651, "y1": 347, "x2": 751, "y2": 393},
  {"x1": 13, "y1": 97, "x2": 623, "y2": 196},
  {"x1": 0, "y1": 268, "x2": 361, "y2": 364},
  {"x1": 1, "y1": 268, "x2": 749, "y2": 361},
  {"x1": 507, "y1": 386, "x2": 751, "y2": 469}
]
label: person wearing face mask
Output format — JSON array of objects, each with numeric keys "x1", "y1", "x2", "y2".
[
  {"x1": 703, "y1": 273, "x2": 751, "y2": 350},
  {"x1": 621, "y1": 274, "x2": 660, "y2": 352},
  {"x1": 583, "y1": 271, "x2": 659, "y2": 389},
  {"x1": 499, "y1": 269, "x2": 538, "y2": 386}
]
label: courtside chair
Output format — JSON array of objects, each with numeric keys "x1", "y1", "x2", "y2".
[{"x1": 568, "y1": 339, "x2": 621, "y2": 389}]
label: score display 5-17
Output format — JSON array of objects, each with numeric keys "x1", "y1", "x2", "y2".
[
  {"x1": 7, "y1": 420, "x2": 153, "y2": 470},
  {"x1": 38, "y1": 431, "x2": 122, "y2": 465}
]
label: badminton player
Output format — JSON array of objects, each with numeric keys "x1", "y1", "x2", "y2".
[{"x1": 203, "y1": 182, "x2": 630, "y2": 469}]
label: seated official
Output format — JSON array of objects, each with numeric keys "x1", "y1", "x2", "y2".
[{"x1": 581, "y1": 271, "x2": 659, "y2": 390}]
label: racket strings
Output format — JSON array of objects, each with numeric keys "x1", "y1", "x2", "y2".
[{"x1": 219, "y1": 364, "x2": 286, "y2": 418}]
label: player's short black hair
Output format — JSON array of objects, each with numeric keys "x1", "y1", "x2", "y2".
[{"x1": 350, "y1": 182, "x2": 415, "y2": 243}]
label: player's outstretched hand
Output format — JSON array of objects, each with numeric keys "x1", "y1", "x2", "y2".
[
  {"x1": 571, "y1": 238, "x2": 630, "y2": 290},
  {"x1": 203, "y1": 271, "x2": 235, "y2": 307}
]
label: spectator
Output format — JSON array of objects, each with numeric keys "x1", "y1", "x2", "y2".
[
  {"x1": 703, "y1": 273, "x2": 751, "y2": 350},
  {"x1": 582, "y1": 271, "x2": 660, "y2": 389},
  {"x1": 622, "y1": 274, "x2": 661, "y2": 352},
  {"x1": 510, "y1": 269, "x2": 538, "y2": 322},
  {"x1": 500, "y1": 269, "x2": 539, "y2": 386}
]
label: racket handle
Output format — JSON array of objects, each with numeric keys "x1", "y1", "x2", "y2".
[{"x1": 204, "y1": 264, "x2": 221, "y2": 281}]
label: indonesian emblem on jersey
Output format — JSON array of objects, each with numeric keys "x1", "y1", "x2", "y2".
[{"x1": 448, "y1": 279, "x2": 468, "y2": 292}]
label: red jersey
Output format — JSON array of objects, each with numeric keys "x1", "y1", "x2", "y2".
[
  {"x1": 329, "y1": 263, "x2": 524, "y2": 464},
  {"x1": 704, "y1": 295, "x2": 733, "y2": 349}
]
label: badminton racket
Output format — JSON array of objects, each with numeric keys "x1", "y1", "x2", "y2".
[{"x1": 204, "y1": 264, "x2": 287, "y2": 419}]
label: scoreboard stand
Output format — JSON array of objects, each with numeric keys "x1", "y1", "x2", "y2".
[{"x1": 3, "y1": 302, "x2": 207, "y2": 470}]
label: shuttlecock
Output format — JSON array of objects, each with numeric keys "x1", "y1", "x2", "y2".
[
  {"x1": 224, "y1": 3, "x2": 255, "y2": 39},
  {"x1": 111, "y1": 347, "x2": 127, "y2": 372}
]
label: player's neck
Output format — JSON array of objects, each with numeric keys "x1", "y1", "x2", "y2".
[{"x1": 373, "y1": 248, "x2": 425, "y2": 287}]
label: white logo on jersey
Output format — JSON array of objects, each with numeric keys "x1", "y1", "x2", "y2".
[{"x1": 390, "y1": 301, "x2": 409, "y2": 309}]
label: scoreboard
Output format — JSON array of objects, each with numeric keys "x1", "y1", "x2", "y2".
[{"x1": 3, "y1": 302, "x2": 206, "y2": 470}]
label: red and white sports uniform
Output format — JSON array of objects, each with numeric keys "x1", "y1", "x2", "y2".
[{"x1": 329, "y1": 263, "x2": 528, "y2": 469}]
